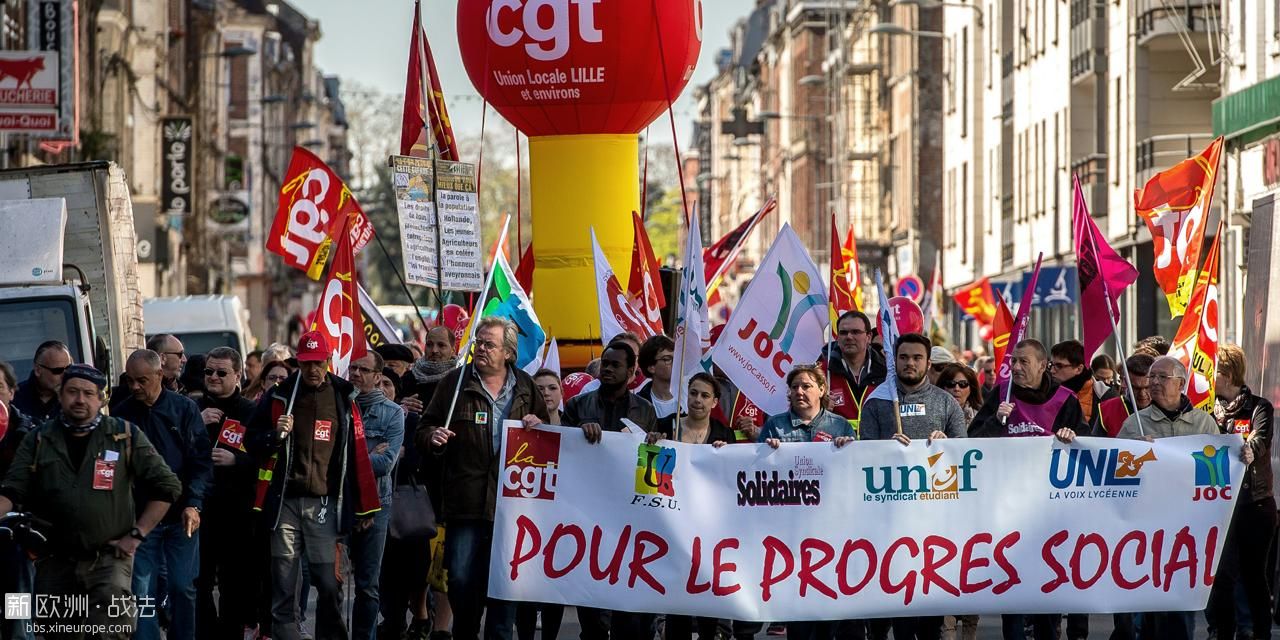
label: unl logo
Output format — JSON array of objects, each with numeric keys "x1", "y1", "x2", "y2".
[
  {"x1": 1192, "y1": 445, "x2": 1232, "y2": 501},
  {"x1": 1049, "y1": 448, "x2": 1156, "y2": 489},
  {"x1": 502, "y1": 428, "x2": 561, "y2": 500}
]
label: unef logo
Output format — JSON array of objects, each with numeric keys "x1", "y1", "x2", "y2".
[
  {"x1": 632, "y1": 443, "x2": 679, "y2": 510},
  {"x1": 1192, "y1": 445, "x2": 1231, "y2": 502},
  {"x1": 863, "y1": 449, "x2": 982, "y2": 503},
  {"x1": 1049, "y1": 448, "x2": 1156, "y2": 489},
  {"x1": 502, "y1": 428, "x2": 562, "y2": 500},
  {"x1": 734, "y1": 265, "x2": 827, "y2": 377}
]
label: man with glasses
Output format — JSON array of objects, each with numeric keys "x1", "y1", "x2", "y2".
[
  {"x1": 194, "y1": 346, "x2": 259, "y2": 638},
  {"x1": 1117, "y1": 355, "x2": 1252, "y2": 640},
  {"x1": 419, "y1": 317, "x2": 548, "y2": 640},
  {"x1": 147, "y1": 334, "x2": 188, "y2": 392},
  {"x1": 114, "y1": 349, "x2": 213, "y2": 640},
  {"x1": 14, "y1": 340, "x2": 72, "y2": 423},
  {"x1": 1099, "y1": 353, "x2": 1154, "y2": 437},
  {"x1": 347, "y1": 350, "x2": 405, "y2": 640},
  {"x1": 1050, "y1": 340, "x2": 1100, "y2": 433},
  {"x1": 637, "y1": 335, "x2": 678, "y2": 419},
  {"x1": 823, "y1": 310, "x2": 887, "y2": 434}
]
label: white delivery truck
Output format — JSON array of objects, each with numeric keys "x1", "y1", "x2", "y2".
[
  {"x1": 143, "y1": 295, "x2": 254, "y2": 359},
  {"x1": 0, "y1": 162, "x2": 144, "y2": 381}
]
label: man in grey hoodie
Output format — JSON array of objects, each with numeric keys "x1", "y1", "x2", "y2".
[{"x1": 861, "y1": 333, "x2": 968, "y2": 444}]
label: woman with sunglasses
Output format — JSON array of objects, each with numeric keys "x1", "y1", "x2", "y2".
[{"x1": 937, "y1": 363, "x2": 983, "y2": 423}]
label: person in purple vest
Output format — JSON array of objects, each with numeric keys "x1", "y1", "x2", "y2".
[{"x1": 967, "y1": 338, "x2": 1083, "y2": 640}]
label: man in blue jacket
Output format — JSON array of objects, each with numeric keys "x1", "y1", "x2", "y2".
[
  {"x1": 114, "y1": 349, "x2": 213, "y2": 640},
  {"x1": 348, "y1": 349, "x2": 405, "y2": 640}
]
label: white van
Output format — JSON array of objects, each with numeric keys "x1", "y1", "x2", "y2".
[{"x1": 143, "y1": 295, "x2": 254, "y2": 358}]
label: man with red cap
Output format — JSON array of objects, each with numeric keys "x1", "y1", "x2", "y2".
[{"x1": 246, "y1": 331, "x2": 382, "y2": 640}]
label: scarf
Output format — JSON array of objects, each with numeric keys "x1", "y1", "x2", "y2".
[
  {"x1": 62, "y1": 413, "x2": 103, "y2": 435},
  {"x1": 410, "y1": 358, "x2": 456, "y2": 385},
  {"x1": 356, "y1": 388, "x2": 386, "y2": 411}
]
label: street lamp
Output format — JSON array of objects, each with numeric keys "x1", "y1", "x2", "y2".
[
  {"x1": 891, "y1": 0, "x2": 985, "y2": 27},
  {"x1": 869, "y1": 22, "x2": 945, "y2": 38}
]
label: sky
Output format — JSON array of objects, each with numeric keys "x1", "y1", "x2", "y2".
[{"x1": 307, "y1": 0, "x2": 755, "y2": 147}]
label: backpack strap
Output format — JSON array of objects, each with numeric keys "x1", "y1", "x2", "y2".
[{"x1": 109, "y1": 418, "x2": 135, "y2": 470}]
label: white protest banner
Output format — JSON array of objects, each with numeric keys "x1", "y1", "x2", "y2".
[
  {"x1": 710, "y1": 224, "x2": 828, "y2": 415},
  {"x1": 491, "y1": 423, "x2": 1242, "y2": 620},
  {"x1": 391, "y1": 155, "x2": 439, "y2": 288},
  {"x1": 434, "y1": 159, "x2": 484, "y2": 292}
]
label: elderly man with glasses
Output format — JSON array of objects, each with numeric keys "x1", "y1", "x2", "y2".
[
  {"x1": 146, "y1": 334, "x2": 188, "y2": 392},
  {"x1": 1117, "y1": 355, "x2": 1253, "y2": 640},
  {"x1": 418, "y1": 317, "x2": 549, "y2": 640},
  {"x1": 13, "y1": 340, "x2": 72, "y2": 423}
]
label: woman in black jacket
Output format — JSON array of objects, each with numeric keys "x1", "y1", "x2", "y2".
[{"x1": 1208, "y1": 343, "x2": 1275, "y2": 639}]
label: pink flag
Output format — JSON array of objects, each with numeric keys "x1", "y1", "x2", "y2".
[
  {"x1": 996, "y1": 253, "x2": 1044, "y2": 387},
  {"x1": 1072, "y1": 175, "x2": 1138, "y2": 359}
]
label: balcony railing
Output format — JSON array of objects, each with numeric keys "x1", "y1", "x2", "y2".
[
  {"x1": 1071, "y1": 154, "x2": 1109, "y2": 217},
  {"x1": 1134, "y1": 133, "x2": 1215, "y2": 184},
  {"x1": 1069, "y1": 0, "x2": 1106, "y2": 80},
  {"x1": 1135, "y1": 0, "x2": 1217, "y2": 43}
]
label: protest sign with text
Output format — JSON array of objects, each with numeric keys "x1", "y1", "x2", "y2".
[{"x1": 492, "y1": 424, "x2": 1241, "y2": 620}]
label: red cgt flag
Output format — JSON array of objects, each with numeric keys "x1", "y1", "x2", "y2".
[
  {"x1": 1134, "y1": 137, "x2": 1222, "y2": 317},
  {"x1": 309, "y1": 218, "x2": 368, "y2": 379},
  {"x1": 1170, "y1": 223, "x2": 1222, "y2": 411},
  {"x1": 953, "y1": 278, "x2": 997, "y2": 327},
  {"x1": 267, "y1": 147, "x2": 373, "y2": 280},
  {"x1": 627, "y1": 211, "x2": 666, "y2": 336},
  {"x1": 401, "y1": 1, "x2": 458, "y2": 160},
  {"x1": 991, "y1": 294, "x2": 1015, "y2": 373},
  {"x1": 828, "y1": 213, "x2": 856, "y2": 336}
]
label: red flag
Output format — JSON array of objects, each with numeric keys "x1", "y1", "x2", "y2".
[
  {"x1": 995, "y1": 255, "x2": 1044, "y2": 387},
  {"x1": 309, "y1": 219, "x2": 367, "y2": 378},
  {"x1": 591, "y1": 229, "x2": 657, "y2": 344},
  {"x1": 1170, "y1": 223, "x2": 1222, "y2": 411},
  {"x1": 627, "y1": 211, "x2": 666, "y2": 335},
  {"x1": 952, "y1": 278, "x2": 997, "y2": 327},
  {"x1": 1134, "y1": 136, "x2": 1222, "y2": 317},
  {"x1": 1073, "y1": 175, "x2": 1138, "y2": 359},
  {"x1": 515, "y1": 244, "x2": 535, "y2": 295},
  {"x1": 268, "y1": 147, "x2": 372, "y2": 280},
  {"x1": 703, "y1": 198, "x2": 776, "y2": 294},
  {"x1": 842, "y1": 227, "x2": 863, "y2": 311},
  {"x1": 401, "y1": 1, "x2": 458, "y2": 160},
  {"x1": 828, "y1": 214, "x2": 856, "y2": 337},
  {"x1": 991, "y1": 295, "x2": 1015, "y2": 372}
]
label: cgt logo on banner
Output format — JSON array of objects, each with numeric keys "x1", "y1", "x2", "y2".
[
  {"x1": 503, "y1": 428, "x2": 562, "y2": 500},
  {"x1": 492, "y1": 424, "x2": 1246, "y2": 620},
  {"x1": 711, "y1": 224, "x2": 829, "y2": 415}
]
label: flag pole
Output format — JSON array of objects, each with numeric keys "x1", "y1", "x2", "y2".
[
  {"x1": 441, "y1": 214, "x2": 512, "y2": 436},
  {"x1": 1081, "y1": 199, "x2": 1144, "y2": 438}
]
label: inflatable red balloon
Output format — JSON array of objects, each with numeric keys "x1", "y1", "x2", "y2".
[
  {"x1": 441, "y1": 304, "x2": 470, "y2": 350},
  {"x1": 878, "y1": 296, "x2": 925, "y2": 336},
  {"x1": 978, "y1": 324, "x2": 994, "y2": 341},
  {"x1": 561, "y1": 372, "x2": 595, "y2": 402},
  {"x1": 457, "y1": 0, "x2": 702, "y2": 135}
]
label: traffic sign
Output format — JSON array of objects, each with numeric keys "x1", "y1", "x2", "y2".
[{"x1": 896, "y1": 274, "x2": 925, "y2": 303}]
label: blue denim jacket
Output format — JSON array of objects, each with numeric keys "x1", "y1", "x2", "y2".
[
  {"x1": 758, "y1": 409, "x2": 854, "y2": 443},
  {"x1": 355, "y1": 390, "x2": 405, "y2": 504}
]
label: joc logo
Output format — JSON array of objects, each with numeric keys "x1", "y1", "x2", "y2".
[
  {"x1": 632, "y1": 443, "x2": 679, "y2": 510},
  {"x1": 1192, "y1": 445, "x2": 1231, "y2": 502},
  {"x1": 1049, "y1": 448, "x2": 1155, "y2": 489},
  {"x1": 863, "y1": 449, "x2": 982, "y2": 503},
  {"x1": 502, "y1": 429, "x2": 562, "y2": 500},
  {"x1": 733, "y1": 265, "x2": 827, "y2": 377}
]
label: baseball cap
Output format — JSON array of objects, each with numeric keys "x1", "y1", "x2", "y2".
[
  {"x1": 296, "y1": 331, "x2": 332, "y2": 362},
  {"x1": 63, "y1": 363, "x2": 108, "y2": 390}
]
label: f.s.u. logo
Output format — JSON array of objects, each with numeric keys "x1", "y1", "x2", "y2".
[
  {"x1": 735, "y1": 265, "x2": 826, "y2": 377},
  {"x1": 635, "y1": 443, "x2": 676, "y2": 497}
]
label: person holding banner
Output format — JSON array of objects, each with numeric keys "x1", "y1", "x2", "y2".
[
  {"x1": 562, "y1": 340, "x2": 658, "y2": 640},
  {"x1": 1098, "y1": 354, "x2": 1154, "y2": 438},
  {"x1": 1206, "y1": 345, "x2": 1275, "y2": 640},
  {"x1": 969, "y1": 340, "x2": 1084, "y2": 441},
  {"x1": 1116, "y1": 356, "x2": 1253, "y2": 640},
  {"x1": 420, "y1": 317, "x2": 549, "y2": 640},
  {"x1": 759, "y1": 365, "x2": 854, "y2": 447},
  {"x1": 650, "y1": 372, "x2": 734, "y2": 446},
  {"x1": 821, "y1": 311, "x2": 887, "y2": 433}
]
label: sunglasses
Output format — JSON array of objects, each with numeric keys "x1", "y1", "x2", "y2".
[
  {"x1": 942, "y1": 380, "x2": 970, "y2": 389},
  {"x1": 350, "y1": 365, "x2": 377, "y2": 374},
  {"x1": 203, "y1": 369, "x2": 233, "y2": 378},
  {"x1": 37, "y1": 363, "x2": 68, "y2": 375}
]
